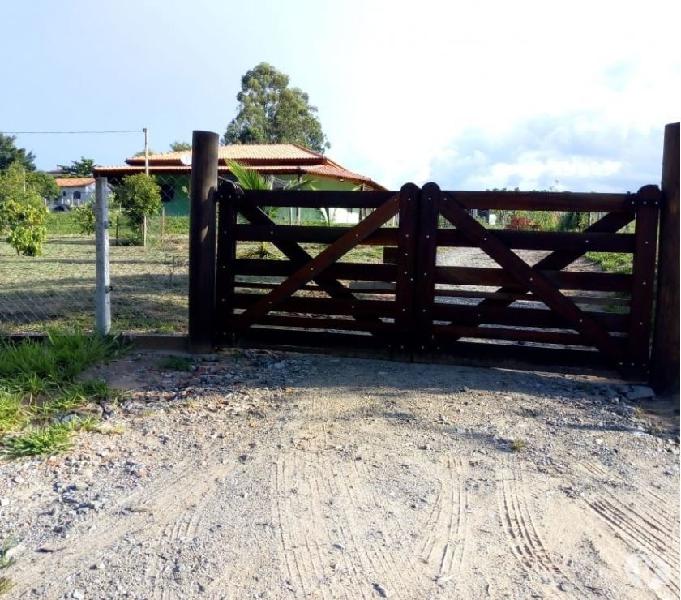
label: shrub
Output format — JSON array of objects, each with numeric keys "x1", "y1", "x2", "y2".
[
  {"x1": 0, "y1": 199, "x2": 47, "y2": 256},
  {"x1": 73, "y1": 202, "x2": 96, "y2": 235}
]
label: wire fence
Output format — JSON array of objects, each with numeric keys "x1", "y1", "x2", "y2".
[{"x1": 0, "y1": 174, "x2": 189, "y2": 337}]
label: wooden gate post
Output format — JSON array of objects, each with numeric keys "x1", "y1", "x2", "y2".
[
  {"x1": 651, "y1": 122, "x2": 680, "y2": 393},
  {"x1": 188, "y1": 130, "x2": 219, "y2": 352}
]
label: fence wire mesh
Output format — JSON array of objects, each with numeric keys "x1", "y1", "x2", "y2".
[{"x1": 0, "y1": 174, "x2": 189, "y2": 336}]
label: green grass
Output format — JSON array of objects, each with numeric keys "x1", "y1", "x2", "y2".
[
  {"x1": 0, "y1": 332, "x2": 123, "y2": 458},
  {"x1": 586, "y1": 252, "x2": 633, "y2": 274},
  {"x1": 510, "y1": 438, "x2": 527, "y2": 452},
  {"x1": 0, "y1": 537, "x2": 16, "y2": 597},
  {"x1": 157, "y1": 355, "x2": 194, "y2": 371}
]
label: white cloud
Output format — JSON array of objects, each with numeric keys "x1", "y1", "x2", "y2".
[{"x1": 321, "y1": 0, "x2": 680, "y2": 190}]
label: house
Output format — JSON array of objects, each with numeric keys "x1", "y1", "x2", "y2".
[
  {"x1": 51, "y1": 177, "x2": 96, "y2": 209},
  {"x1": 92, "y1": 144, "x2": 385, "y2": 222}
]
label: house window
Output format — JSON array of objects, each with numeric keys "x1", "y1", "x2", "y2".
[
  {"x1": 62, "y1": 191, "x2": 66, "y2": 197},
  {"x1": 160, "y1": 183, "x2": 175, "y2": 203},
  {"x1": 73, "y1": 191, "x2": 81, "y2": 200}
]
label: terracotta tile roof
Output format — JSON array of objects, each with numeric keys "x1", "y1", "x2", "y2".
[
  {"x1": 54, "y1": 177, "x2": 95, "y2": 187},
  {"x1": 126, "y1": 143, "x2": 323, "y2": 165},
  {"x1": 95, "y1": 143, "x2": 385, "y2": 190}
]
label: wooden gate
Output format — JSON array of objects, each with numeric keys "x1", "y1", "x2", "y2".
[{"x1": 213, "y1": 180, "x2": 661, "y2": 375}]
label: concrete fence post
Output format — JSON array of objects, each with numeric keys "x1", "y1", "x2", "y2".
[{"x1": 95, "y1": 177, "x2": 111, "y2": 335}]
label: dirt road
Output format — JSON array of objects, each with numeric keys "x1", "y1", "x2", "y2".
[{"x1": 1, "y1": 351, "x2": 678, "y2": 599}]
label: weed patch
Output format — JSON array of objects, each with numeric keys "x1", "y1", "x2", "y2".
[
  {"x1": 157, "y1": 355, "x2": 194, "y2": 371},
  {"x1": 0, "y1": 332, "x2": 123, "y2": 458}
]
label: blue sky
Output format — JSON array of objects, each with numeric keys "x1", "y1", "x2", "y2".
[{"x1": 1, "y1": 0, "x2": 678, "y2": 191}]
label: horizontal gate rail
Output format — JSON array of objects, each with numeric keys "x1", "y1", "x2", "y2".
[
  {"x1": 436, "y1": 230, "x2": 635, "y2": 252},
  {"x1": 439, "y1": 190, "x2": 637, "y2": 212},
  {"x1": 234, "y1": 224, "x2": 399, "y2": 245},
  {"x1": 434, "y1": 267, "x2": 632, "y2": 291}
]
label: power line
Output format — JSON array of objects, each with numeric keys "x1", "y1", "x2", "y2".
[{"x1": 1, "y1": 129, "x2": 141, "y2": 135}]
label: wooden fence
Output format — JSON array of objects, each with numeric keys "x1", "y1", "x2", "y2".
[{"x1": 187, "y1": 125, "x2": 680, "y2": 390}]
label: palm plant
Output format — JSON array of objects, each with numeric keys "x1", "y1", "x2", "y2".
[{"x1": 227, "y1": 161, "x2": 315, "y2": 257}]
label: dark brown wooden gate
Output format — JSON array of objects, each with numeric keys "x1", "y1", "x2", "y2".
[{"x1": 213, "y1": 180, "x2": 661, "y2": 375}]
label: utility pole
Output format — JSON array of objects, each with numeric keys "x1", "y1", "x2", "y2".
[
  {"x1": 143, "y1": 127, "x2": 149, "y2": 174},
  {"x1": 143, "y1": 127, "x2": 149, "y2": 246}
]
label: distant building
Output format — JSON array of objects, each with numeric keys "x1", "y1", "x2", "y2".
[
  {"x1": 93, "y1": 144, "x2": 384, "y2": 222},
  {"x1": 52, "y1": 177, "x2": 95, "y2": 209}
]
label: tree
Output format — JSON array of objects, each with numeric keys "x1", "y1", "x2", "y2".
[
  {"x1": 0, "y1": 133, "x2": 35, "y2": 171},
  {"x1": 224, "y1": 63, "x2": 330, "y2": 153},
  {"x1": 58, "y1": 157, "x2": 95, "y2": 177},
  {"x1": 114, "y1": 174, "x2": 161, "y2": 245},
  {"x1": 0, "y1": 163, "x2": 48, "y2": 256},
  {"x1": 170, "y1": 141, "x2": 191, "y2": 152}
]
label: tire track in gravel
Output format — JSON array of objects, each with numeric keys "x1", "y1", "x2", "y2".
[
  {"x1": 9, "y1": 425, "x2": 256, "y2": 597},
  {"x1": 418, "y1": 457, "x2": 469, "y2": 588},
  {"x1": 579, "y1": 462, "x2": 680, "y2": 535},
  {"x1": 496, "y1": 464, "x2": 588, "y2": 596},
  {"x1": 348, "y1": 457, "x2": 432, "y2": 598},
  {"x1": 576, "y1": 462, "x2": 680, "y2": 597},
  {"x1": 274, "y1": 452, "x2": 328, "y2": 599}
]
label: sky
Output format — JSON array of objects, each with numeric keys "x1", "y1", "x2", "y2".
[{"x1": 1, "y1": 0, "x2": 678, "y2": 192}]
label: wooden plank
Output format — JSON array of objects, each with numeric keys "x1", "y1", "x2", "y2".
[
  {"x1": 414, "y1": 182, "x2": 440, "y2": 350},
  {"x1": 627, "y1": 186, "x2": 661, "y2": 373},
  {"x1": 441, "y1": 190, "x2": 634, "y2": 212},
  {"x1": 651, "y1": 122, "x2": 680, "y2": 393},
  {"x1": 439, "y1": 195, "x2": 625, "y2": 362},
  {"x1": 235, "y1": 224, "x2": 399, "y2": 245},
  {"x1": 432, "y1": 324, "x2": 589, "y2": 346},
  {"x1": 237, "y1": 189, "x2": 396, "y2": 208},
  {"x1": 216, "y1": 182, "x2": 238, "y2": 341},
  {"x1": 437, "y1": 229, "x2": 634, "y2": 252},
  {"x1": 235, "y1": 194, "x2": 400, "y2": 329},
  {"x1": 432, "y1": 288, "x2": 630, "y2": 306},
  {"x1": 227, "y1": 314, "x2": 394, "y2": 333},
  {"x1": 233, "y1": 259, "x2": 397, "y2": 281},
  {"x1": 432, "y1": 303, "x2": 629, "y2": 332},
  {"x1": 435, "y1": 267, "x2": 632, "y2": 291},
  {"x1": 394, "y1": 184, "x2": 419, "y2": 350},
  {"x1": 232, "y1": 294, "x2": 396, "y2": 317},
  {"x1": 224, "y1": 327, "x2": 389, "y2": 350}
]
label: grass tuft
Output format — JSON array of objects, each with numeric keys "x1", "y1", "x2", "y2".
[
  {"x1": 510, "y1": 438, "x2": 527, "y2": 452},
  {"x1": 0, "y1": 576, "x2": 13, "y2": 596},
  {"x1": 157, "y1": 355, "x2": 194, "y2": 371},
  {"x1": 1, "y1": 423, "x2": 73, "y2": 458}
]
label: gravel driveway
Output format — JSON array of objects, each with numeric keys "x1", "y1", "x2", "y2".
[{"x1": 0, "y1": 350, "x2": 678, "y2": 599}]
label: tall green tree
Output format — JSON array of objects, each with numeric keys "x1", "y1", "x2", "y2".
[
  {"x1": 0, "y1": 133, "x2": 35, "y2": 171},
  {"x1": 169, "y1": 141, "x2": 191, "y2": 152},
  {"x1": 57, "y1": 157, "x2": 95, "y2": 177},
  {"x1": 224, "y1": 63, "x2": 330, "y2": 153}
]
